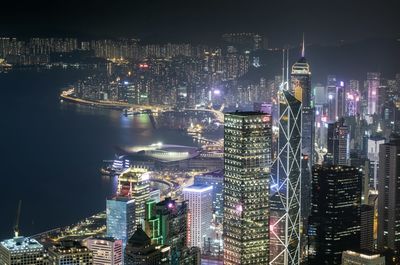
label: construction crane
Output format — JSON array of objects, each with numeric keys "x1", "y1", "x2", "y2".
[{"x1": 14, "y1": 200, "x2": 22, "y2": 238}]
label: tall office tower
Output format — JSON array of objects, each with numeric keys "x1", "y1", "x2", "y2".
[
  {"x1": 337, "y1": 81, "x2": 346, "y2": 118},
  {"x1": 346, "y1": 80, "x2": 361, "y2": 117},
  {"x1": 314, "y1": 84, "x2": 327, "y2": 105},
  {"x1": 118, "y1": 167, "x2": 150, "y2": 228},
  {"x1": 124, "y1": 225, "x2": 170, "y2": 265},
  {"x1": 223, "y1": 112, "x2": 271, "y2": 265},
  {"x1": 194, "y1": 172, "x2": 223, "y2": 223},
  {"x1": 291, "y1": 36, "x2": 313, "y2": 221},
  {"x1": 48, "y1": 241, "x2": 93, "y2": 265},
  {"x1": 326, "y1": 118, "x2": 350, "y2": 165},
  {"x1": 145, "y1": 198, "x2": 189, "y2": 264},
  {"x1": 270, "y1": 48, "x2": 302, "y2": 264},
  {"x1": 327, "y1": 75, "x2": 338, "y2": 122},
  {"x1": 308, "y1": 165, "x2": 362, "y2": 265},
  {"x1": 0, "y1": 237, "x2": 46, "y2": 265},
  {"x1": 86, "y1": 237, "x2": 123, "y2": 265},
  {"x1": 367, "y1": 73, "x2": 381, "y2": 115},
  {"x1": 183, "y1": 184, "x2": 213, "y2": 249},
  {"x1": 377, "y1": 138, "x2": 400, "y2": 251},
  {"x1": 367, "y1": 135, "x2": 386, "y2": 189},
  {"x1": 106, "y1": 197, "x2": 135, "y2": 249},
  {"x1": 360, "y1": 204, "x2": 375, "y2": 252},
  {"x1": 342, "y1": 251, "x2": 385, "y2": 265}
]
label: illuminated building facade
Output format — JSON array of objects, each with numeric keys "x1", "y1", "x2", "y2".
[
  {"x1": 341, "y1": 250, "x2": 386, "y2": 265},
  {"x1": 48, "y1": 241, "x2": 93, "y2": 265},
  {"x1": 106, "y1": 197, "x2": 135, "y2": 249},
  {"x1": 183, "y1": 184, "x2": 213, "y2": 250},
  {"x1": 342, "y1": 250, "x2": 385, "y2": 265},
  {"x1": 326, "y1": 118, "x2": 350, "y2": 166},
  {"x1": 270, "y1": 87, "x2": 302, "y2": 265},
  {"x1": 360, "y1": 204, "x2": 375, "y2": 252},
  {"x1": 86, "y1": 237, "x2": 123, "y2": 265},
  {"x1": 223, "y1": 112, "x2": 271, "y2": 265},
  {"x1": 145, "y1": 198, "x2": 189, "y2": 264},
  {"x1": 367, "y1": 135, "x2": 386, "y2": 189},
  {"x1": 377, "y1": 138, "x2": 400, "y2": 252},
  {"x1": 194, "y1": 172, "x2": 223, "y2": 223},
  {"x1": 308, "y1": 165, "x2": 362, "y2": 265},
  {"x1": 327, "y1": 75, "x2": 338, "y2": 122},
  {"x1": 291, "y1": 37, "x2": 313, "y2": 221},
  {"x1": 0, "y1": 237, "x2": 46, "y2": 265},
  {"x1": 367, "y1": 72, "x2": 380, "y2": 115},
  {"x1": 118, "y1": 167, "x2": 150, "y2": 228}
]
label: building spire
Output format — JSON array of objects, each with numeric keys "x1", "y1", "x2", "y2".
[{"x1": 301, "y1": 32, "x2": 305, "y2": 58}]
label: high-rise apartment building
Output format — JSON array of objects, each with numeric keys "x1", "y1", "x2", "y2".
[{"x1": 223, "y1": 112, "x2": 271, "y2": 265}]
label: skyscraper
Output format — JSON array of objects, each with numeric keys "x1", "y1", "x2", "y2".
[
  {"x1": 183, "y1": 184, "x2": 213, "y2": 250},
  {"x1": 377, "y1": 138, "x2": 400, "y2": 251},
  {"x1": 308, "y1": 165, "x2": 362, "y2": 265},
  {"x1": 367, "y1": 135, "x2": 386, "y2": 189},
  {"x1": 86, "y1": 237, "x2": 123, "y2": 265},
  {"x1": 326, "y1": 118, "x2": 350, "y2": 166},
  {"x1": 270, "y1": 66, "x2": 302, "y2": 264},
  {"x1": 117, "y1": 167, "x2": 150, "y2": 228},
  {"x1": 106, "y1": 197, "x2": 135, "y2": 249},
  {"x1": 194, "y1": 172, "x2": 224, "y2": 223},
  {"x1": 291, "y1": 35, "x2": 313, "y2": 224},
  {"x1": 360, "y1": 204, "x2": 375, "y2": 252},
  {"x1": 223, "y1": 111, "x2": 271, "y2": 265},
  {"x1": 145, "y1": 197, "x2": 189, "y2": 264},
  {"x1": 0, "y1": 237, "x2": 46, "y2": 265},
  {"x1": 367, "y1": 73, "x2": 381, "y2": 115},
  {"x1": 327, "y1": 75, "x2": 338, "y2": 122}
]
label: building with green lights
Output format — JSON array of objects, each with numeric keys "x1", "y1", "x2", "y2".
[
  {"x1": 145, "y1": 198, "x2": 192, "y2": 265},
  {"x1": 223, "y1": 111, "x2": 272, "y2": 265}
]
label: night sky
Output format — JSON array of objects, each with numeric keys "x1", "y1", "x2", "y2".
[{"x1": 1, "y1": 0, "x2": 399, "y2": 46}]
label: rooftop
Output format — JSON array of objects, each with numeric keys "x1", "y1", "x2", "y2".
[
  {"x1": 183, "y1": 184, "x2": 213, "y2": 193},
  {"x1": 225, "y1": 111, "x2": 265, "y2": 117},
  {"x1": 0, "y1": 237, "x2": 43, "y2": 252}
]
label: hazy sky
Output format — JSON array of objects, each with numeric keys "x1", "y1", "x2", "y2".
[{"x1": 1, "y1": 0, "x2": 399, "y2": 46}]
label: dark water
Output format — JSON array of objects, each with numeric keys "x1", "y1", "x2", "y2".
[{"x1": 0, "y1": 69, "x2": 194, "y2": 239}]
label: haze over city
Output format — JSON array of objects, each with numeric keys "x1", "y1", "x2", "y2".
[{"x1": 1, "y1": 1, "x2": 400, "y2": 265}]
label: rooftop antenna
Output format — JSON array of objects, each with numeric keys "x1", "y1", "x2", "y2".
[
  {"x1": 301, "y1": 33, "x2": 305, "y2": 58},
  {"x1": 14, "y1": 200, "x2": 22, "y2": 238},
  {"x1": 286, "y1": 48, "x2": 289, "y2": 90}
]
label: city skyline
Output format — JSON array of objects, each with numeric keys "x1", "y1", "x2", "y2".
[
  {"x1": 1, "y1": 0, "x2": 399, "y2": 47},
  {"x1": 1, "y1": 2, "x2": 400, "y2": 265}
]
